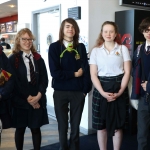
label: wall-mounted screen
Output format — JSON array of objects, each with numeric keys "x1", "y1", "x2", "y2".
[
  {"x1": 119, "y1": 0, "x2": 150, "y2": 9},
  {"x1": 0, "y1": 23, "x2": 6, "y2": 33}
]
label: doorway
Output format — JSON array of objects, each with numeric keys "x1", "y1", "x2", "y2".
[{"x1": 32, "y1": 5, "x2": 61, "y2": 119}]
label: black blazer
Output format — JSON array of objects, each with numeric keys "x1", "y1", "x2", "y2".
[
  {"x1": 9, "y1": 51, "x2": 48, "y2": 109},
  {"x1": 0, "y1": 46, "x2": 14, "y2": 114}
]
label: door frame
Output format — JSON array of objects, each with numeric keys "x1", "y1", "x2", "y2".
[
  {"x1": 31, "y1": 5, "x2": 61, "y2": 50},
  {"x1": 31, "y1": 5, "x2": 61, "y2": 119}
]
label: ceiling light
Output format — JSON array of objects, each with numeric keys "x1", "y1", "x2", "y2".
[
  {"x1": 9, "y1": 5, "x2": 15, "y2": 8},
  {"x1": 0, "y1": 0, "x2": 11, "y2": 4}
]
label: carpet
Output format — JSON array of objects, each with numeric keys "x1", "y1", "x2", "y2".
[{"x1": 40, "y1": 132, "x2": 140, "y2": 150}]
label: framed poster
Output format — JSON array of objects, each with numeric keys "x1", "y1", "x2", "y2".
[
  {"x1": 0, "y1": 23, "x2": 6, "y2": 33},
  {"x1": 6, "y1": 22, "x2": 13, "y2": 33}
]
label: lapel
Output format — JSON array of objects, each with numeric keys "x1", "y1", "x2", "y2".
[
  {"x1": 18, "y1": 51, "x2": 28, "y2": 83},
  {"x1": 32, "y1": 52, "x2": 41, "y2": 84},
  {"x1": 33, "y1": 57, "x2": 38, "y2": 73}
]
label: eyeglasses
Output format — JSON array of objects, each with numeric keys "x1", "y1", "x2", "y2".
[
  {"x1": 20, "y1": 38, "x2": 34, "y2": 43},
  {"x1": 144, "y1": 29, "x2": 150, "y2": 33}
]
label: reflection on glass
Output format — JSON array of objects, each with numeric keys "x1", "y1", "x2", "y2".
[{"x1": 47, "y1": 34, "x2": 52, "y2": 46}]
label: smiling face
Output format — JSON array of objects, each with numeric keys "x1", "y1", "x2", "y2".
[
  {"x1": 63, "y1": 22, "x2": 75, "y2": 41},
  {"x1": 143, "y1": 26, "x2": 150, "y2": 44},
  {"x1": 19, "y1": 33, "x2": 33, "y2": 54},
  {"x1": 102, "y1": 24, "x2": 117, "y2": 43}
]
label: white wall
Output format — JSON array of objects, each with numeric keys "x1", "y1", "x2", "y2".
[
  {"x1": 18, "y1": 0, "x2": 133, "y2": 134},
  {"x1": 88, "y1": 0, "x2": 132, "y2": 51}
]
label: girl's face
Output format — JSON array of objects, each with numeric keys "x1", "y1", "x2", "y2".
[
  {"x1": 63, "y1": 22, "x2": 75, "y2": 40},
  {"x1": 143, "y1": 26, "x2": 150, "y2": 44},
  {"x1": 102, "y1": 24, "x2": 117, "y2": 42},
  {"x1": 19, "y1": 33, "x2": 33, "y2": 53}
]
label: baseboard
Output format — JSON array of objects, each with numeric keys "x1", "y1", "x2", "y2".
[{"x1": 80, "y1": 126, "x2": 96, "y2": 135}]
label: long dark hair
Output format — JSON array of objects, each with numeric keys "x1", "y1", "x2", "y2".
[
  {"x1": 59, "y1": 18, "x2": 80, "y2": 48},
  {"x1": 94, "y1": 21, "x2": 121, "y2": 47}
]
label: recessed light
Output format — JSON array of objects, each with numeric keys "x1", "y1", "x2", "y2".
[{"x1": 9, "y1": 5, "x2": 15, "y2": 8}]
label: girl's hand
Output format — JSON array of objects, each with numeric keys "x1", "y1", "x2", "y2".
[
  {"x1": 27, "y1": 92, "x2": 42, "y2": 106},
  {"x1": 101, "y1": 91, "x2": 114, "y2": 102}
]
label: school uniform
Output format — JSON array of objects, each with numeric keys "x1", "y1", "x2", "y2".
[
  {"x1": 89, "y1": 43, "x2": 131, "y2": 136},
  {"x1": 8, "y1": 51, "x2": 49, "y2": 128},
  {"x1": 0, "y1": 45, "x2": 14, "y2": 129},
  {"x1": 131, "y1": 42, "x2": 150, "y2": 150},
  {"x1": 48, "y1": 41, "x2": 92, "y2": 150}
]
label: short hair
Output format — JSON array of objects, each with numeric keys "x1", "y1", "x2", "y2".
[
  {"x1": 1, "y1": 38, "x2": 5, "y2": 42},
  {"x1": 59, "y1": 18, "x2": 80, "y2": 48},
  {"x1": 12, "y1": 28, "x2": 36, "y2": 54},
  {"x1": 139, "y1": 17, "x2": 150, "y2": 33}
]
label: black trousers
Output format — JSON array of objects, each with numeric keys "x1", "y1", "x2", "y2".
[
  {"x1": 137, "y1": 97, "x2": 150, "y2": 150},
  {"x1": 53, "y1": 91, "x2": 85, "y2": 150}
]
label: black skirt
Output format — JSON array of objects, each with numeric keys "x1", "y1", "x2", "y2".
[
  {"x1": 92, "y1": 74, "x2": 129, "y2": 136},
  {"x1": 12, "y1": 83, "x2": 49, "y2": 128},
  {"x1": 0, "y1": 112, "x2": 12, "y2": 129}
]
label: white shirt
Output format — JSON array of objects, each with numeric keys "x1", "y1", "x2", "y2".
[
  {"x1": 145, "y1": 41, "x2": 150, "y2": 51},
  {"x1": 89, "y1": 43, "x2": 131, "y2": 76},
  {"x1": 63, "y1": 40, "x2": 73, "y2": 48},
  {"x1": 22, "y1": 51, "x2": 35, "y2": 82}
]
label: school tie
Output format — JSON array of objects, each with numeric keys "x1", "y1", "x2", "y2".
[
  {"x1": 147, "y1": 46, "x2": 150, "y2": 52},
  {"x1": 25, "y1": 55, "x2": 36, "y2": 85}
]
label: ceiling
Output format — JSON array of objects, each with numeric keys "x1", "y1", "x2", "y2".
[{"x1": 0, "y1": 0, "x2": 18, "y2": 19}]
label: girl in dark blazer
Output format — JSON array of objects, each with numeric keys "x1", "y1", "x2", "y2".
[
  {"x1": 9, "y1": 28, "x2": 49, "y2": 150},
  {"x1": 0, "y1": 45, "x2": 14, "y2": 130}
]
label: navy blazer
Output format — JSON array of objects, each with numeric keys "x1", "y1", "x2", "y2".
[
  {"x1": 0, "y1": 46, "x2": 14, "y2": 114},
  {"x1": 131, "y1": 42, "x2": 150, "y2": 99},
  {"x1": 9, "y1": 51, "x2": 48, "y2": 109}
]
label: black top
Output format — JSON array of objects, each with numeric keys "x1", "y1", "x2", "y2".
[
  {"x1": 0, "y1": 42, "x2": 11, "y2": 49},
  {"x1": 48, "y1": 41, "x2": 92, "y2": 94},
  {"x1": 0, "y1": 46, "x2": 14, "y2": 114},
  {"x1": 8, "y1": 51, "x2": 48, "y2": 109}
]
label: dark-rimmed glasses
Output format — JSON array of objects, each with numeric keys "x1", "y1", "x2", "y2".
[
  {"x1": 20, "y1": 38, "x2": 34, "y2": 43},
  {"x1": 144, "y1": 29, "x2": 150, "y2": 33}
]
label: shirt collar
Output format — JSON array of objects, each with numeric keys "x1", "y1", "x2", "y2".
[
  {"x1": 101, "y1": 42, "x2": 119, "y2": 50},
  {"x1": 63, "y1": 40, "x2": 73, "y2": 48},
  {"x1": 145, "y1": 41, "x2": 150, "y2": 51},
  {"x1": 22, "y1": 51, "x2": 33, "y2": 58}
]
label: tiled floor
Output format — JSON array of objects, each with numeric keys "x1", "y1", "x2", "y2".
[{"x1": 1, "y1": 117, "x2": 59, "y2": 150}]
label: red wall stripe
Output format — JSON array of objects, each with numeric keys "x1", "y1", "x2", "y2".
[{"x1": 0, "y1": 15, "x2": 18, "y2": 23}]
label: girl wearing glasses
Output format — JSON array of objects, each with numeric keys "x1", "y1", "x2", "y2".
[{"x1": 9, "y1": 28, "x2": 49, "y2": 150}]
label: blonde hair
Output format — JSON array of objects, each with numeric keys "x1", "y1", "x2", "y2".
[{"x1": 12, "y1": 28, "x2": 36, "y2": 54}]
